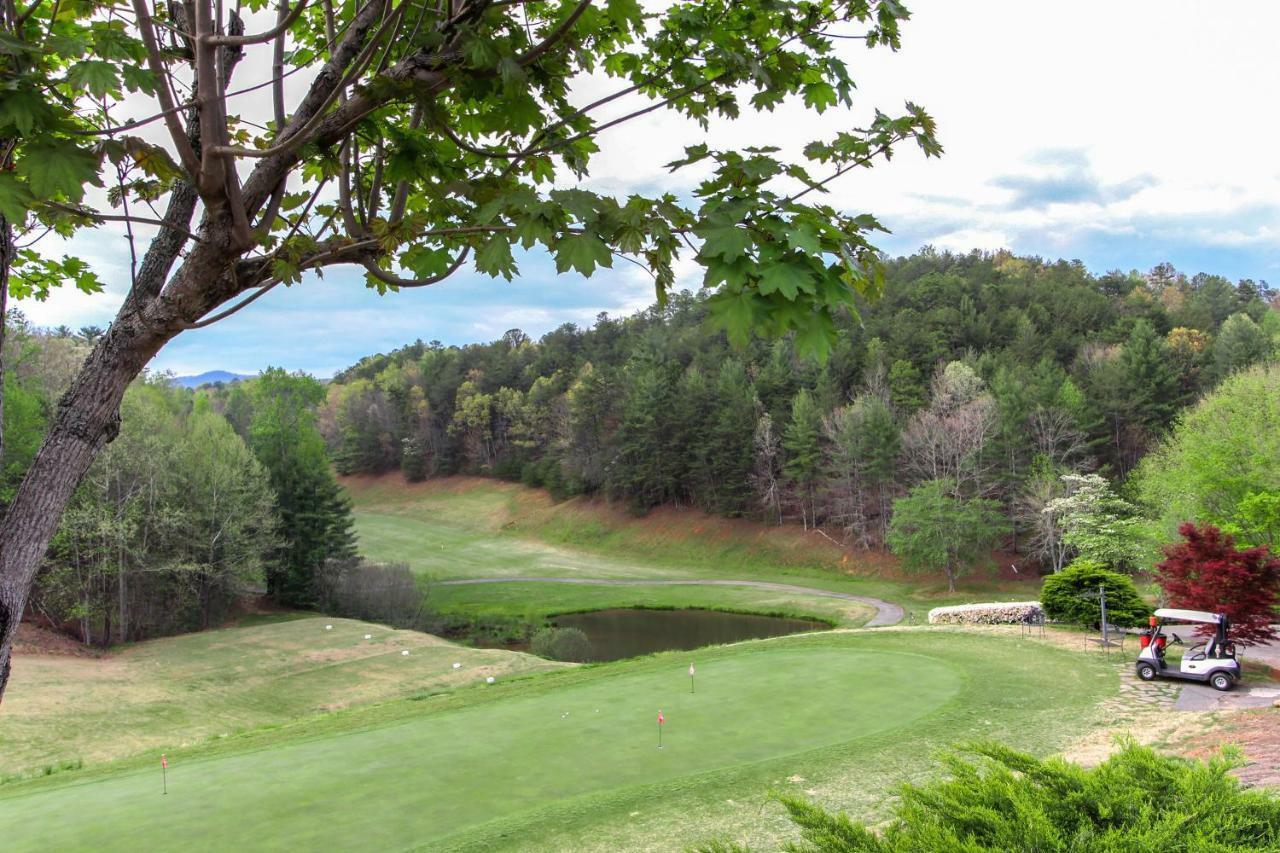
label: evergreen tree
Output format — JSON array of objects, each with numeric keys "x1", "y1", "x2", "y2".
[
  {"x1": 783, "y1": 389, "x2": 825, "y2": 529},
  {"x1": 610, "y1": 358, "x2": 680, "y2": 510},
  {"x1": 1209, "y1": 313, "x2": 1267, "y2": 383},
  {"x1": 1119, "y1": 319, "x2": 1179, "y2": 437},
  {"x1": 702, "y1": 361, "x2": 759, "y2": 516},
  {"x1": 248, "y1": 369, "x2": 357, "y2": 608}
]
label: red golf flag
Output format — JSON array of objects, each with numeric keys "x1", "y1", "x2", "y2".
[
  {"x1": 657, "y1": 711, "x2": 665, "y2": 725},
  {"x1": 161, "y1": 755, "x2": 168, "y2": 769}
]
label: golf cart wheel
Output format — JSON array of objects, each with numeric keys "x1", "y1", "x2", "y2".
[
  {"x1": 1136, "y1": 663, "x2": 1157, "y2": 681},
  {"x1": 1210, "y1": 672, "x2": 1234, "y2": 692}
]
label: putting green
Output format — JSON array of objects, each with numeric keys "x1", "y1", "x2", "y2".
[{"x1": 0, "y1": 643, "x2": 960, "y2": 851}]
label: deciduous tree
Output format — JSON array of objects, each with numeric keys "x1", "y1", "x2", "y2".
[
  {"x1": 886, "y1": 478, "x2": 1008, "y2": 592},
  {"x1": 1155, "y1": 522, "x2": 1280, "y2": 646},
  {"x1": 0, "y1": 0, "x2": 939, "y2": 700}
]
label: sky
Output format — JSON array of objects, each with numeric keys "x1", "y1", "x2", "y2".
[{"x1": 16, "y1": 1, "x2": 1280, "y2": 377}]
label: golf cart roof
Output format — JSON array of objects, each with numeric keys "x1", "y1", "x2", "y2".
[{"x1": 1154, "y1": 608, "x2": 1224, "y2": 624}]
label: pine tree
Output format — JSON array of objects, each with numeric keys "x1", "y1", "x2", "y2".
[
  {"x1": 783, "y1": 389, "x2": 825, "y2": 529},
  {"x1": 702, "y1": 360, "x2": 759, "y2": 516},
  {"x1": 247, "y1": 369, "x2": 358, "y2": 608}
]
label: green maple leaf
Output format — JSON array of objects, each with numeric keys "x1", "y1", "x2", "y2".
[
  {"x1": 757, "y1": 260, "x2": 814, "y2": 300},
  {"x1": 16, "y1": 142, "x2": 99, "y2": 202},
  {"x1": 708, "y1": 290, "x2": 758, "y2": 347},
  {"x1": 0, "y1": 173, "x2": 33, "y2": 223},
  {"x1": 475, "y1": 234, "x2": 517, "y2": 281},
  {"x1": 792, "y1": 312, "x2": 835, "y2": 362},
  {"x1": 696, "y1": 223, "x2": 752, "y2": 263},
  {"x1": 702, "y1": 256, "x2": 752, "y2": 289},
  {"x1": 554, "y1": 233, "x2": 613, "y2": 276},
  {"x1": 67, "y1": 60, "x2": 121, "y2": 98},
  {"x1": 0, "y1": 86, "x2": 48, "y2": 136},
  {"x1": 784, "y1": 222, "x2": 822, "y2": 256},
  {"x1": 606, "y1": 0, "x2": 644, "y2": 30},
  {"x1": 803, "y1": 82, "x2": 838, "y2": 113}
]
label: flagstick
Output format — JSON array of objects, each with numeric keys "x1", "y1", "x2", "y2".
[
  {"x1": 658, "y1": 720, "x2": 663, "y2": 749},
  {"x1": 161, "y1": 757, "x2": 167, "y2": 795}
]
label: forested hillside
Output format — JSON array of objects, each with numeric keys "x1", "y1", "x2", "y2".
[
  {"x1": 318, "y1": 249, "x2": 1279, "y2": 561},
  {"x1": 1, "y1": 326, "x2": 354, "y2": 645}
]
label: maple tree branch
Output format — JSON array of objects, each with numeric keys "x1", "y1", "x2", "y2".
[
  {"x1": 182, "y1": 279, "x2": 282, "y2": 328},
  {"x1": 517, "y1": 0, "x2": 591, "y2": 67},
  {"x1": 130, "y1": 0, "x2": 200, "y2": 175},
  {"x1": 359, "y1": 246, "x2": 470, "y2": 288},
  {"x1": 205, "y1": 0, "x2": 310, "y2": 45}
]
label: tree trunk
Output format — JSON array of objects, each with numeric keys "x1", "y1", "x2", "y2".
[
  {"x1": 0, "y1": 222, "x2": 240, "y2": 703},
  {"x1": 0, "y1": 200, "x2": 12, "y2": 487}
]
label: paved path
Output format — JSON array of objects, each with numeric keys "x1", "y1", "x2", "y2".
[
  {"x1": 1175, "y1": 682, "x2": 1280, "y2": 712},
  {"x1": 1245, "y1": 628, "x2": 1280, "y2": 673},
  {"x1": 433, "y1": 577, "x2": 905, "y2": 627}
]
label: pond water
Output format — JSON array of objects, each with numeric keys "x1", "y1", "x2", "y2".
[{"x1": 551, "y1": 608, "x2": 829, "y2": 662}]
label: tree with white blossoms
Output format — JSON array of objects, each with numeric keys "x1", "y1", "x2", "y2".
[{"x1": 1044, "y1": 473, "x2": 1149, "y2": 573}]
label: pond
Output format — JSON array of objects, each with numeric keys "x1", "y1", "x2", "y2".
[{"x1": 551, "y1": 608, "x2": 829, "y2": 662}]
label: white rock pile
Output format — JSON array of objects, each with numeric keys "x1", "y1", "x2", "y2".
[{"x1": 927, "y1": 601, "x2": 1044, "y2": 625}]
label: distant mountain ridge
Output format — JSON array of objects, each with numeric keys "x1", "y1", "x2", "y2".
[{"x1": 171, "y1": 370, "x2": 254, "y2": 388}]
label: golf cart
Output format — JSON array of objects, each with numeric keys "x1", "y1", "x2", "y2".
[{"x1": 1135, "y1": 608, "x2": 1240, "y2": 691}]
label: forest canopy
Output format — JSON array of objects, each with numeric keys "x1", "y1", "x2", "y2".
[{"x1": 310, "y1": 250, "x2": 1279, "y2": 564}]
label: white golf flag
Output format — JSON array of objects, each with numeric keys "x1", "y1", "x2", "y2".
[{"x1": 689, "y1": 663, "x2": 695, "y2": 676}]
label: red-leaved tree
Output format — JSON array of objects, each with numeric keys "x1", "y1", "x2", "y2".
[{"x1": 1156, "y1": 522, "x2": 1280, "y2": 646}]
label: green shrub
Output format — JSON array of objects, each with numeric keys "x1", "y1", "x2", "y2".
[
  {"x1": 1040, "y1": 559, "x2": 1149, "y2": 627},
  {"x1": 529, "y1": 626, "x2": 593, "y2": 662},
  {"x1": 698, "y1": 741, "x2": 1280, "y2": 852}
]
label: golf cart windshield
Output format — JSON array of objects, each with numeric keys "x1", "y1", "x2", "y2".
[{"x1": 1153, "y1": 608, "x2": 1222, "y2": 624}]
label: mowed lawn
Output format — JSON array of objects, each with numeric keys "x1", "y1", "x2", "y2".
[
  {"x1": 0, "y1": 631, "x2": 1118, "y2": 852},
  {"x1": 428, "y1": 581, "x2": 876, "y2": 627},
  {"x1": 0, "y1": 615, "x2": 558, "y2": 776},
  {"x1": 347, "y1": 475, "x2": 1043, "y2": 624}
]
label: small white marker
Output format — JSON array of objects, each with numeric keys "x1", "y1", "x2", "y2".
[
  {"x1": 486, "y1": 676, "x2": 495, "y2": 684},
  {"x1": 452, "y1": 662, "x2": 461, "y2": 669},
  {"x1": 325, "y1": 625, "x2": 333, "y2": 630},
  {"x1": 401, "y1": 650, "x2": 410, "y2": 656},
  {"x1": 364, "y1": 634, "x2": 372, "y2": 640}
]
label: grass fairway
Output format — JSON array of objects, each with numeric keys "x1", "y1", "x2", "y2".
[
  {"x1": 0, "y1": 615, "x2": 558, "y2": 777},
  {"x1": 0, "y1": 630, "x2": 1117, "y2": 851},
  {"x1": 347, "y1": 475, "x2": 1042, "y2": 625}
]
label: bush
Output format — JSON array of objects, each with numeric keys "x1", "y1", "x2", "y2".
[
  {"x1": 1040, "y1": 559, "x2": 1149, "y2": 627},
  {"x1": 314, "y1": 558, "x2": 432, "y2": 630},
  {"x1": 491, "y1": 455, "x2": 524, "y2": 482},
  {"x1": 520, "y1": 460, "x2": 544, "y2": 488},
  {"x1": 927, "y1": 602, "x2": 1044, "y2": 625},
  {"x1": 709, "y1": 740, "x2": 1280, "y2": 852},
  {"x1": 530, "y1": 626, "x2": 593, "y2": 662}
]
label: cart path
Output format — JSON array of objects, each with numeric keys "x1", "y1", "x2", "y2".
[{"x1": 432, "y1": 577, "x2": 905, "y2": 627}]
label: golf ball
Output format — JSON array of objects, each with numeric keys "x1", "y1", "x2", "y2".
[
  {"x1": 325, "y1": 625, "x2": 332, "y2": 630},
  {"x1": 486, "y1": 676, "x2": 495, "y2": 684},
  {"x1": 452, "y1": 662, "x2": 461, "y2": 669},
  {"x1": 364, "y1": 634, "x2": 372, "y2": 640},
  {"x1": 401, "y1": 650, "x2": 410, "y2": 656}
]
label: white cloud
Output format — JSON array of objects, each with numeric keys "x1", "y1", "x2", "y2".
[{"x1": 14, "y1": 0, "x2": 1280, "y2": 374}]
